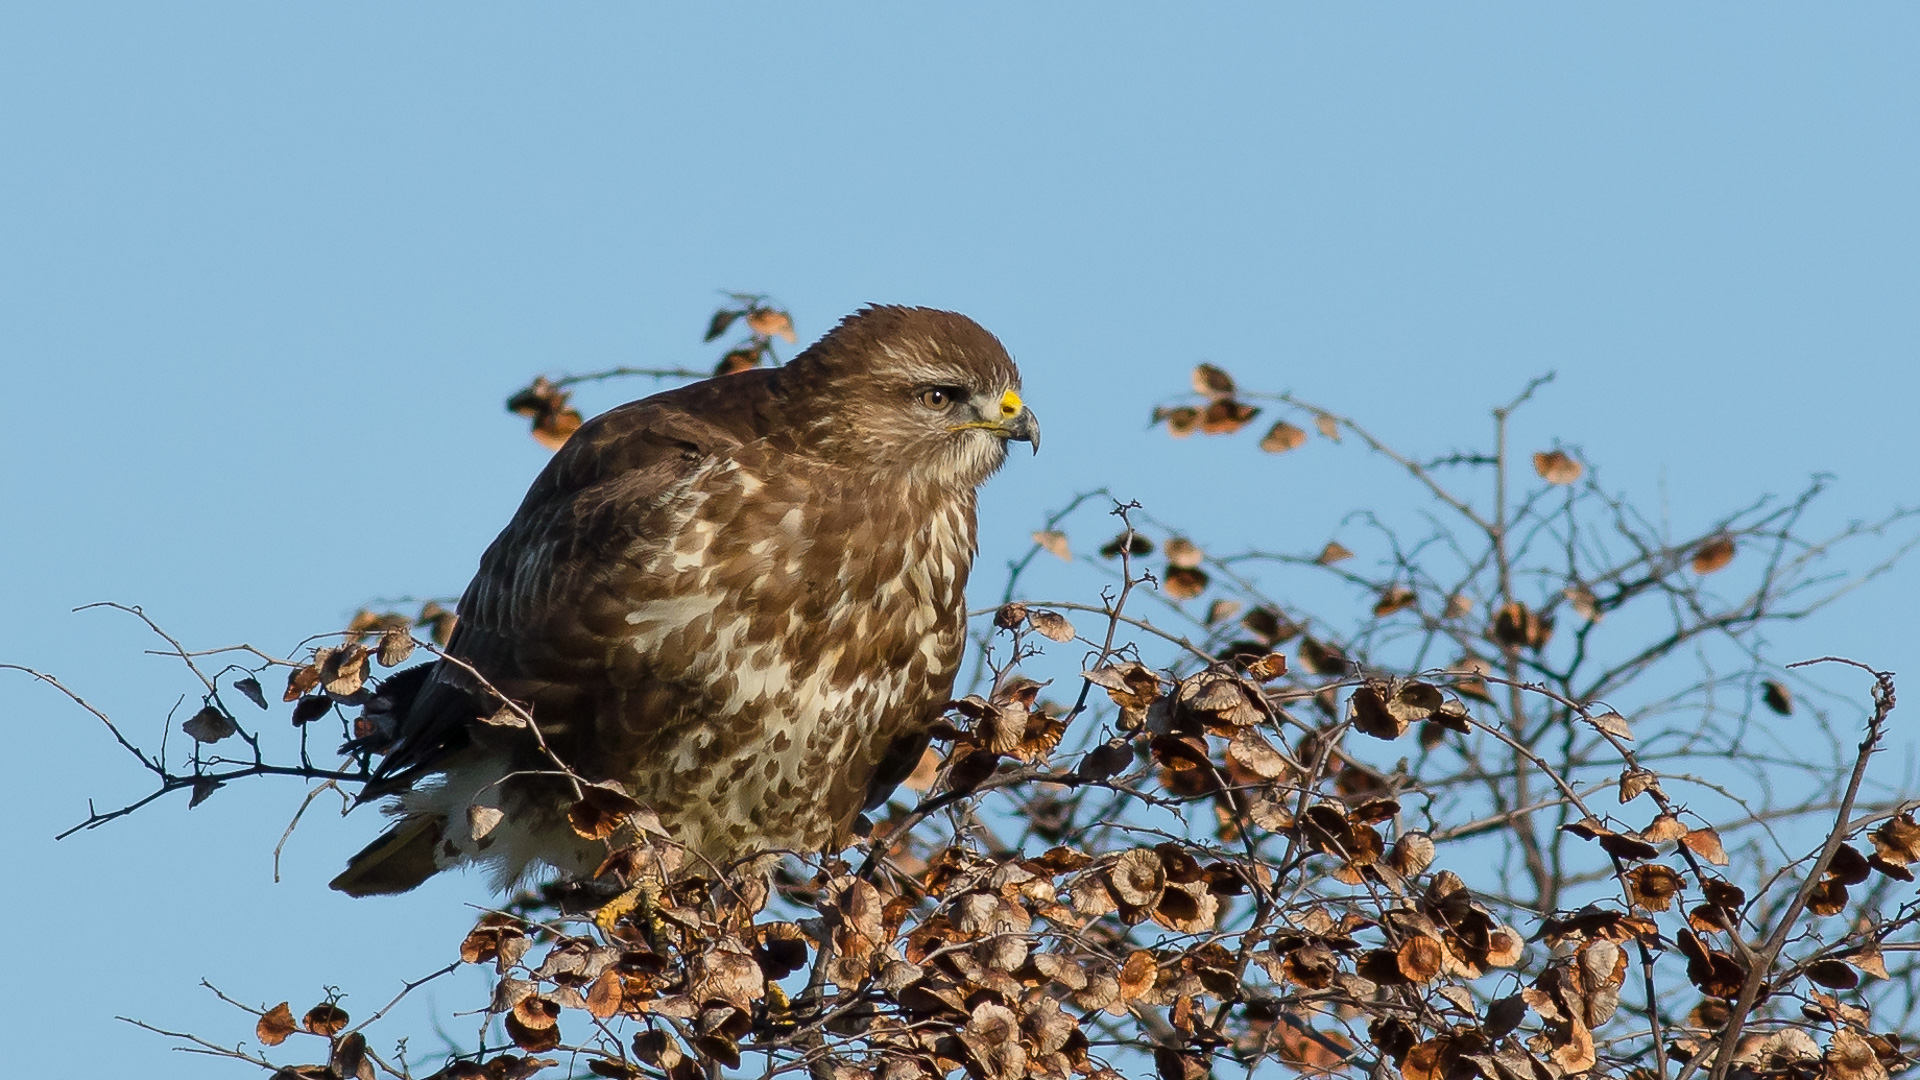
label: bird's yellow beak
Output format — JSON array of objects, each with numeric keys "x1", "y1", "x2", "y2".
[{"x1": 953, "y1": 389, "x2": 1041, "y2": 453}]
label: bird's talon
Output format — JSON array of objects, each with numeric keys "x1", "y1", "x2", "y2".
[{"x1": 593, "y1": 878, "x2": 663, "y2": 943}]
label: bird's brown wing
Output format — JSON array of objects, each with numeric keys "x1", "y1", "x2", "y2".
[{"x1": 362, "y1": 370, "x2": 786, "y2": 795}]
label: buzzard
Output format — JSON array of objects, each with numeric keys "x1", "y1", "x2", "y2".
[{"x1": 331, "y1": 306, "x2": 1038, "y2": 896}]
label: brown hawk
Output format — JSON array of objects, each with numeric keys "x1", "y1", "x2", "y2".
[{"x1": 331, "y1": 306, "x2": 1038, "y2": 896}]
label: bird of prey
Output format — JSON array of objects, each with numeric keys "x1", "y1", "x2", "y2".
[{"x1": 331, "y1": 306, "x2": 1039, "y2": 896}]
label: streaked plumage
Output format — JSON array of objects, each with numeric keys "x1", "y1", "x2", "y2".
[{"x1": 332, "y1": 306, "x2": 1037, "y2": 895}]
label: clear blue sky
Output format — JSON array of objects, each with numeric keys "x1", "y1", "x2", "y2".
[{"x1": 3, "y1": 6, "x2": 1916, "y2": 1076}]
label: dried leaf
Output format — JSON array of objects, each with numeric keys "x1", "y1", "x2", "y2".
[
  {"x1": 1691, "y1": 536, "x2": 1736, "y2": 574},
  {"x1": 1028, "y1": 610, "x2": 1076, "y2": 642},
  {"x1": 1806, "y1": 959, "x2": 1861, "y2": 990},
  {"x1": 704, "y1": 308, "x2": 741, "y2": 342},
  {"x1": 417, "y1": 601, "x2": 457, "y2": 645},
  {"x1": 376, "y1": 628, "x2": 414, "y2": 667},
  {"x1": 1618, "y1": 768, "x2": 1657, "y2": 803},
  {"x1": 1826, "y1": 1029, "x2": 1889, "y2": 1080},
  {"x1": 1077, "y1": 739, "x2": 1135, "y2": 781},
  {"x1": 1226, "y1": 728, "x2": 1289, "y2": 782},
  {"x1": 1397, "y1": 937, "x2": 1444, "y2": 983},
  {"x1": 1315, "y1": 413, "x2": 1340, "y2": 440},
  {"x1": 182, "y1": 705, "x2": 237, "y2": 744},
  {"x1": 1242, "y1": 652, "x2": 1288, "y2": 681},
  {"x1": 1872, "y1": 815, "x2": 1920, "y2": 865},
  {"x1": 1162, "y1": 565, "x2": 1208, "y2": 600},
  {"x1": 507, "y1": 376, "x2": 584, "y2": 451},
  {"x1": 1590, "y1": 712, "x2": 1633, "y2": 740},
  {"x1": 568, "y1": 782, "x2": 643, "y2": 841},
  {"x1": 1240, "y1": 606, "x2": 1299, "y2": 644},
  {"x1": 1032, "y1": 530, "x2": 1070, "y2": 560},
  {"x1": 1563, "y1": 819, "x2": 1659, "y2": 861},
  {"x1": 1155, "y1": 405, "x2": 1200, "y2": 437},
  {"x1": 1316, "y1": 541, "x2": 1353, "y2": 565},
  {"x1": 715, "y1": 346, "x2": 762, "y2": 375},
  {"x1": 1260, "y1": 421, "x2": 1308, "y2": 453},
  {"x1": 1192, "y1": 363, "x2": 1236, "y2": 399},
  {"x1": 1533, "y1": 450, "x2": 1583, "y2": 485},
  {"x1": 322, "y1": 644, "x2": 370, "y2": 698},
  {"x1": 1808, "y1": 877, "x2": 1850, "y2": 917},
  {"x1": 1164, "y1": 537, "x2": 1204, "y2": 568},
  {"x1": 233, "y1": 677, "x2": 268, "y2": 710},
  {"x1": 1682, "y1": 827, "x2": 1729, "y2": 866},
  {"x1": 532, "y1": 406, "x2": 583, "y2": 450},
  {"x1": 1829, "y1": 843, "x2": 1872, "y2": 885},
  {"x1": 1643, "y1": 813, "x2": 1689, "y2": 843},
  {"x1": 1117, "y1": 950, "x2": 1157, "y2": 1001},
  {"x1": 284, "y1": 664, "x2": 320, "y2": 703},
  {"x1": 188, "y1": 776, "x2": 222, "y2": 807},
  {"x1": 1373, "y1": 586, "x2": 1417, "y2": 617},
  {"x1": 993, "y1": 602, "x2": 1028, "y2": 631},
  {"x1": 1199, "y1": 398, "x2": 1258, "y2": 434},
  {"x1": 1624, "y1": 865, "x2": 1683, "y2": 911},
  {"x1": 291, "y1": 695, "x2": 332, "y2": 727},
  {"x1": 330, "y1": 1032, "x2": 373, "y2": 1080},
  {"x1": 256, "y1": 1002, "x2": 296, "y2": 1046},
  {"x1": 1296, "y1": 636, "x2": 1348, "y2": 675},
  {"x1": 1109, "y1": 849, "x2": 1167, "y2": 908},
  {"x1": 745, "y1": 307, "x2": 797, "y2": 342},
  {"x1": 303, "y1": 1002, "x2": 348, "y2": 1037},
  {"x1": 505, "y1": 1006, "x2": 561, "y2": 1053},
  {"x1": 1390, "y1": 832, "x2": 1436, "y2": 877},
  {"x1": 1762, "y1": 679, "x2": 1793, "y2": 715},
  {"x1": 469, "y1": 804, "x2": 505, "y2": 842},
  {"x1": 1564, "y1": 583, "x2": 1601, "y2": 623},
  {"x1": 1491, "y1": 600, "x2": 1553, "y2": 651}
]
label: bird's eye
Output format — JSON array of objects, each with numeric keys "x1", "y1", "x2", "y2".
[{"x1": 917, "y1": 386, "x2": 962, "y2": 411}]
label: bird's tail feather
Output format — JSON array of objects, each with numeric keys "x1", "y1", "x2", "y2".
[{"x1": 329, "y1": 814, "x2": 446, "y2": 896}]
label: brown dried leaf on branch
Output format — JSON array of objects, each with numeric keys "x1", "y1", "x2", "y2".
[
  {"x1": 1491, "y1": 600, "x2": 1553, "y2": 651},
  {"x1": 505, "y1": 376, "x2": 584, "y2": 450},
  {"x1": 744, "y1": 306, "x2": 797, "y2": 342},
  {"x1": 567, "y1": 781, "x2": 643, "y2": 841},
  {"x1": 1027, "y1": 610, "x2": 1076, "y2": 642},
  {"x1": 1153, "y1": 405, "x2": 1200, "y2": 437},
  {"x1": 1762, "y1": 679, "x2": 1794, "y2": 715},
  {"x1": 182, "y1": 704, "x2": 236, "y2": 744},
  {"x1": 704, "y1": 307, "x2": 741, "y2": 342},
  {"x1": 1165, "y1": 537, "x2": 1204, "y2": 568},
  {"x1": 1192, "y1": 363, "x2": 1236, "y2": 399},
  {"x1": 417, "y1": 600, "x2": 458, "y2": 645},
  {"x1": 256, "y1": 1002, "x2": 297, "y2": 1046},
  {"x1": 302, "y1": 1001, "x2": 348, "y2": 1036},
  {"x1": 1032, "y1": 530, "x2": 1071, "y2": 560},
  {"x1": 1348, "y1": 679, "x2": 1446, "y2": 740},
  {"x1": 715, "y1": 344, "x2": 764, "y2": 375},
  {"x1": 1099, "y1": 530, "x2": 1152, "y2": 558},
  {"x1": 1533, "y1": 449, "x2": 1583, "y2": 485},
  {"x1": 1260, "y1": 421, "x2": 1308, "y2": 453},
  {"x1": 1200, "y1": 398, "x2": 1259, "y2": 434},
  {"x1": 1691, "y1": 535, "x2": 1737, "y2": 574},
  {"x1": 1163, "y1": 565, "x2": 1208, "y2": 600},
  {"x1": 1373, "y1": 586, "x2": 1417, "y2": 617}
]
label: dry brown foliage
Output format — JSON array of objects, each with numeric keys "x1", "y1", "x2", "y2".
[{"x1": 16, "y1": 303, "x2": 1920, "y2": 1080}]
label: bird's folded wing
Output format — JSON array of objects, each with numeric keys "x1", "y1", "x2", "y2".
[{"x1": 364, "y1": 371, "x2": 784, "y2": 792}]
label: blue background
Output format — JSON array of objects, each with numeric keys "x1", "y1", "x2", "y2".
[{"x1": 3, "y1": 6, "x2": 1916, "y2": 1075}]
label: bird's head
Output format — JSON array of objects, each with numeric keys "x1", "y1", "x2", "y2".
[{"x1": 786, "y1": 305, "x2": 1039, "y2": 490}]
